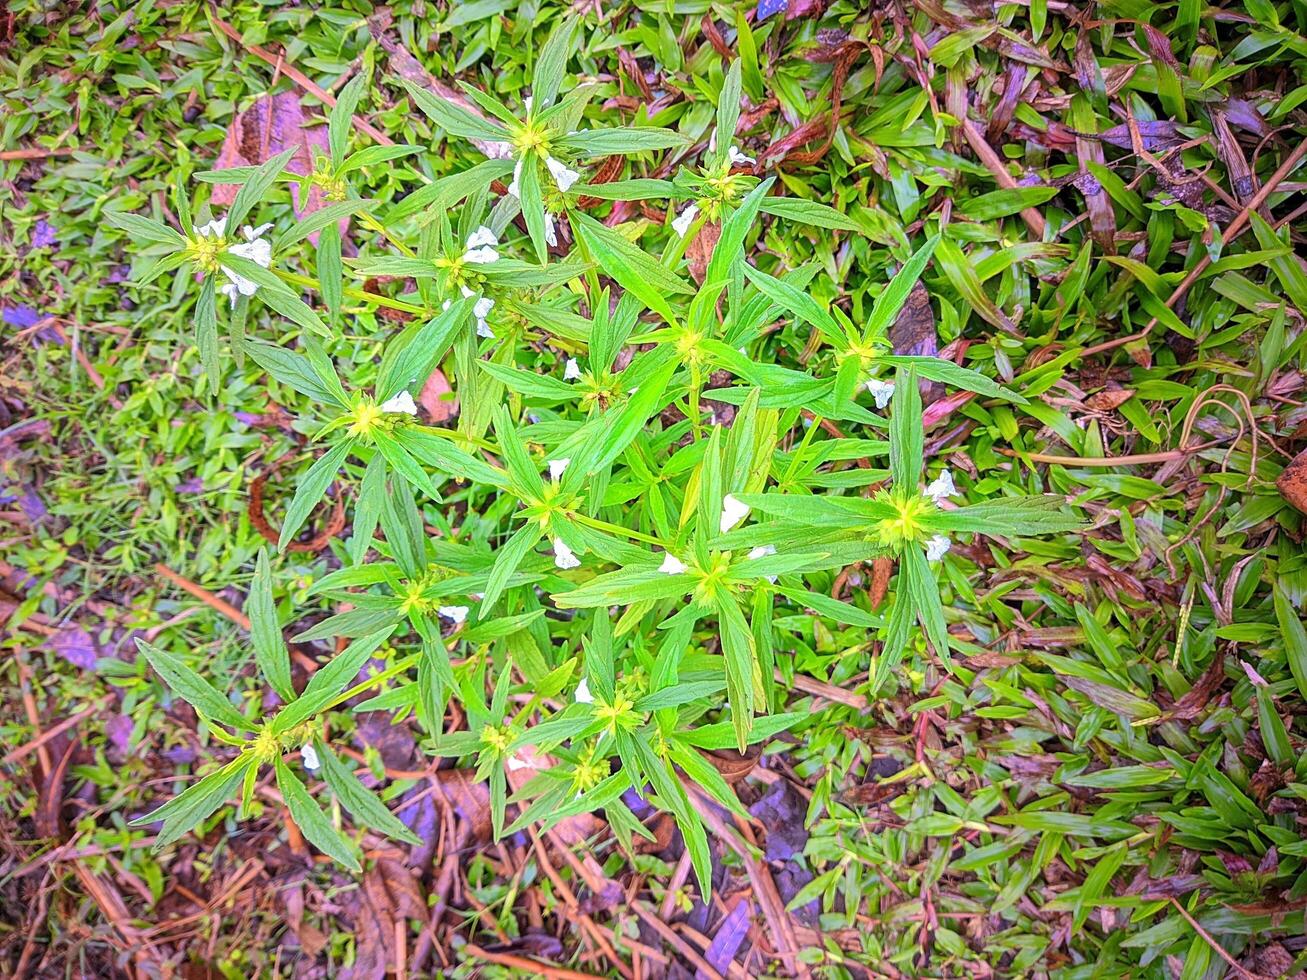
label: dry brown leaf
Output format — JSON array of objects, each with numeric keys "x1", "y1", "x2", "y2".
[
  {"x1": 685, "y1": 220, "x2": 721, "y2": 285},
  {"x1": 209, "y1": 92, "x2": 328, "y2": 219}
]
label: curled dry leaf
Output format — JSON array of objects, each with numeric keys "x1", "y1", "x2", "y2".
[{"x1": 1277, "y1": 448, "x2": 1307, "y2": 515}]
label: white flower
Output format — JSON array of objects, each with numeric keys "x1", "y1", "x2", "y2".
[
  {"x1": 564, "y1": 358, "x2": 582, "y2": 381},
  {"x1": 728, "y1": 145, "x2": 756, "y2": 167},
  {"x1": 544, "y1": 211, "x2": 557, "y2": 247},
  {"x1": 545, "y1": 155, "x2": 580, "y2": 192},
  {"x1": 671, "y1": 203, "x2": 699, "y2": 237},
  {"x1": 473, "y1": 295, "x2": 495, "y2": 339},
  {"x1": 523, "y1": 95, "x2": 534, "y2": 112},
  {"x1": 575, "y1": 677, "x2": 594, "y2": 704},
  {"x1": 866, "y1": 379, "x2": 895, "y2": 409},
  {"x1": 216, "y1": 220, "x2": 274, "y2": 306},
  {"x1": 379, "y1": 390, "x2": 418, "y2": 415},
  {"x1": 924, "y1": 468, "x2": 956, "y2": 505},
  {"x1": 506, "y1": 754, "x2": 533, "y2": 771},
  {"x1": 195, "y1": 217, "x2": 227, "y2": 239},
  {"x1": 299, "y1": 744, "x2": 320, "y2": 771},
  {"x1": 720, "y1": 493, "x2": 750, "y2": 533},
  {"x1": 484, "y1": 140, "x2": 515, "y2": 160},
  {"x1": 463, "y1": 225, "x2": 499, "y2": 264},
  {"x1": 437, "y1": 605, "x2": 469, "y2": 624},
  {"x1": 548, "y1": 458, "x2": 570, "y2": 481},
  {"x1": 659, "y1": 553, "x2": 687, "y2": 574},
  {"x1": 553, "y1": 537, "x2": 581, "y2": 569},
  {"x1": 507, "y1": 158, "x2": 523, "y2": 198},
  {"x1": 925, "y1": 534, "x2": 952, "y2": 562}
]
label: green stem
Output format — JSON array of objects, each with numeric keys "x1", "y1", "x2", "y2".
[
  {"x1": 573, "y1": 511, "x2": 668, "y2": 549},
  {"x1": 276, "y1": 269, "x2": 429, "y2": 316}
]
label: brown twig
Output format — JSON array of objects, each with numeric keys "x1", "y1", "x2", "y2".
[
  {"x1": 0, "y1": 147, "x2": 78, "y2": 161},
  {"x1": 155, "y1": 562, "x2": 250, "y2": 629},
  {"x1": 1167, "y1": 898, "x2": 1268, "y2": 980},
  {"x1": 959, "y1": 117, "x2": 1047, "y2": 238}
]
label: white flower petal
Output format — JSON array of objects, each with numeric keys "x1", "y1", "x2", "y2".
[
  {"x1": 544, "y1": 211, "x2": 557, "y2": 247},
  {"x1": 659, "y1": 553, "x2": 687, "y2": 575},
  {"x1": 925, "y1": 534, "x2": 952, "y2": 562},
  {"x1": 506, "y1": 754, "x2": 533, "y2": 771},
  {"x1": 728, "y1": 145, "x2": 756, "y2": 166},
  {"x1": 485, "y1": 141, "x2": 515, "y2": 160},
  {"x1": 460, "y1": 284, "x2": 476, "y2": 298},
  {"x1": 243, "y1": 222, "x2": 274, "y2": 239},
  {"x1": 196, "y1": 217, "x2": 227, "y2": 239},
  {"x1": 747, "y1": 545, "x2": 776, "y2": 560},
  {"x1": 720, "y1": 493, "x2": 750, "y2": 534},
  {"x1": 545, "y1": 155, "x2": 580, "y2": 192},
  {"x1": 924, "y1": 468, "x2": 956, "y2": 505},
  {"x1": 564, "y1": 358, "x2": 582, "y2": 381},
  {"x1": 476, "y1": 319, "x2": 495, "y2": 339},
  {"x1": 507, "y1": 158, "x2": 523, "y2": 197},
  {"x1": 466, "y1": 226, "x2": 498, "y2": 250},
  {"x1": 473, "y1": 296, "x2": 495, "y2": 320},
  {"x1": 438, "y1": 605, "x2": 470, "y2": 624},
  {"x1": 463, "y1": 245, "x2": 499, "y2": 264},
  {"x1": 671, "y1": 202, "x2": 699, "y2": 237},
  {"x1": 299, "y1": 744, "x2": 320, "y2": 771},
  {"x1": 379, "y1": 390, "x2": 418, "y2": 415},
  {"x1": 548, "y1": 458, "x2": 570, "y2": 481},
  {"x1": 865, "y1": 379, "x2": 895, "y2": 409},
  {"x1": 575, "y1": 677, "x2": 593, "y2": 704},
  {"x1": 523, "y1": 95, "x2": 534, "y2": 112},
  {"x1": 553, "y1": 537, "x2": 581, "y2": 569},
  {"x1": 228, "y1": 237, "x2": 271, "y2": 268}
]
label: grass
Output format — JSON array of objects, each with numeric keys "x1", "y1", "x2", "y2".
[{"x1": 3, "y1": 1, "x2": 1307, "y2": 977}]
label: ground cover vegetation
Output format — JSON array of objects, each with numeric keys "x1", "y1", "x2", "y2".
[{"x1": 3, "y1": 0, "x2": 1307, "y2": 976}]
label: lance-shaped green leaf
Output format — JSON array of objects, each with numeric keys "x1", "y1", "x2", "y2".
[
  {"x1": 218, "y1": 253, "x2": 330, "y2": 337},
  {"x1": 279, "y1": 439, "x2": 353, "y2": 551},
  {"x1": 272, "y1": 627, "x2": 396, "y2": 734},
  {"x1": 316, "y1": 742, "x2": 422, "y2": 846},
  {"x1": 888, "y1": 366, "x2": 923, "y2": 491},
  {"x1": 329, "y1": 72, "x2": 367, "y2": 167},
  {"x1": 864, "y1": 234, "x2": 939, "y2": 342},
  {"x1": 479, "y1": 522, "x2": 547, "y2": 618},
  {"x1": 880, "y1": 355, "x2": 1027, "y2": 404},
  {"x1": 933, "y1": 496, "x2": 1083, "y2": 537},
  {"x1": 714, "y1": 593, "x2": 757, "y2": 751},
  {"x1": 572, "y1": 211, "x2": 692, "y2": 325},
  {"x1": 249, "y1": 549, "x2": 293, "y2": 701},
  {"x1": 135, "y1": 638, "x2": 252, "y2": 731},
  {"x1": 399, "y1": 77, "x2": 511, "y2": 143},
  {"x1": 373, "y1": 429, "x2": 442, "y2": 501},
  {"x1": 531, "y1": 17, "x2": 576, "y2": 109},
  {"x1": 133, "y1": 756, "x2": 252, "y2": 848},
  {"x1": 275, "y1": 758, "x2": 362, "y2": 872},
  {"x1": 227, "y1": 147, "x2": 297, "y2": 229},
  {"x1": 742, "y1": 264, "x2": 851, "y2": 349},
  {"x1": 104, "y1": 211, "x2": 187, "y2": 247},
  {"x1": 704, "y1": 178, "x2": 773, "y2": 285},
  {"x1": 555, "y1": 128, "x2": 688, "y2": 155},
  {"x1": 758, "y1": 197, "x2": 860, "y2": 231},
  {"x1": 245, "y1": 343, "x2": 345, "y2": 407}
]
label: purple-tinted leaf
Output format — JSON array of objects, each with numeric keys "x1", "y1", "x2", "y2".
[{"x1": 53, "y1": 625, "x2": 98, "y2": 670}]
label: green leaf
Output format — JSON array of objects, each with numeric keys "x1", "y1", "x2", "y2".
[
  {"x1": 865, "y1": 235, "x2": 939, "y2": 342},
  {"x1": 104, "y1": 211, "x2": 186, "y2": 247},
  {"x1": 556, "y1": 128, "x2": 688, "y2": 155},
  {"x1": 275, "y1": 758, "x2": 362, "y2": 872},
  {"x1": 531, "y1": 17, "x2": 576, "y2": 109},
  {"x1": 317, "y1": 742, "x2": 422, "y2": 845},
  {"x1": 881, "y1": 355, "x2": 1027, "y2": 404},
  {"x1": 743, "y1": 264, "x2": 849, "y2": 348},
  {"x1": 888, "y1": 366, "x2": 923, "y2": 491},
  {"x1": 399, "y1": 77, "x2": 510, "y2": 143},
  {"x1": 329, "y1": 72, "x2": 368, "y2": 168},
  {"x1": 705, "y1": 178, "x2": 773, "y2": 286},
  {"x1": 1274, "y1": 584, "x2": 1307, "y2": 702},
  {"x1": 249, "y1": 549, "x2": 293, "y2": 701},
  {"x1": 227, "y1": 147, "x2": 297, "y2": 230},
  {"x1": 279, "y1": 440, "x2": 353, "y2": 551},
  {"x1": 134, "y1": 757, "x2": 251, "y2": 848},
  {"x1": 480, "y1": 523, "x2": 546, "y2": 617},
  {"x1": 135, "y1": 638, "x2": 252, "y2": 731},
  {"x1": 572, "y1": 211, "x2": 692, "y2": 325},
  {"x1": 758, "y1": 198, "x2": 860, "y2": 231},
  {"x1": 714, "y1": 594, "x2": 756, "y2": 751},
  {"x1": 272, "y1": 627, "x2": 396, "y2": 733}
]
